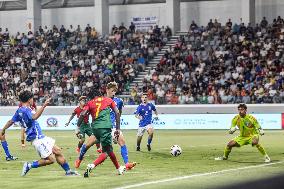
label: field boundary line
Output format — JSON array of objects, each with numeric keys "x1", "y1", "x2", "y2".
[{"x1": 115, "y1": 161, "x2": 284, "y2": 189}]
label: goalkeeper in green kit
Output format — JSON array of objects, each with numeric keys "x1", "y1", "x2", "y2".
[{"x1": 215, "y1": 103, "x2": 271, "y2": 163}]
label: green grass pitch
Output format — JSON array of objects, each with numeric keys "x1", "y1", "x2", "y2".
[{"x1": 1, "y1": 130, "x2": 284, "y2": 189}]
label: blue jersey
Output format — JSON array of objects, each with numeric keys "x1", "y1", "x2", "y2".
[
  {"x1": 134, "y1": 103, "x2": 156, "y2": 127},
  {"x1": 110, "y1": 97, "x2": 124, "y2": 128},
  {"x1": 12, "y1": 106, "x2": 45, "y2": 142}
]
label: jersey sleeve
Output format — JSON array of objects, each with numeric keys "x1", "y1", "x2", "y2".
[
  {"x1": 150, "y1": 103, "x2": 156, "y2": 111},
  {"x1": 250, "y1": 115, "x2": 261, "y2": 129},
  {"x1": 83, "y1": 102, "x2": 90, "y2": 112},
  {"x1": 230, "y1": 115, "x2": 239, "y2": 129},
  {"x1": 11, "y1": 110, "x2": 20, "y2": 123},
  {"x1": 117, "y1": 99, "x2": 124, "y2": 111},
  {"x1": 109, "y1": 98, "x2": 117, "y2": 110},
  {"x1": 134, "y1": 106, "x2": 141, "y2": 115}
]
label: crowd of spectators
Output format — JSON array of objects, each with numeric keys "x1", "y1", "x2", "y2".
[
  {"x1": 132, "y1": 17, "x2": 284, "y2": 104},
  {"x1": 0, "y1": 23, "x2": 171, "y2": 105}
]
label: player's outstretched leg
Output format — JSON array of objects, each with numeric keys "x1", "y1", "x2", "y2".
[
  {"x1": 53, "y1": 145, "x2": 79, "y2": 176},
  {"x1": 104, "y1": 146, "x2": 125, "y2": 175},
  {"x1": 21, "y1": 156, "x2": 55, "y2": 176},
  {"x1": 75, "y1": 135, "x2": 97, "y2": 168},
  {"x1": 215, "y1": 140, "x2": 238, "y2": 160},
  {"x1": 0, "y1": 133, "x2": 18, "y2": 161},
  {"x1": 136, "y1": 136, "x2": 142, "y2": 151},
  {"x1": 84, "y1": 153, "x2": 108, "y2": 178},
  {"x1": 117, "y1": 134, "x2": 136, "y2": 170},
  {"x1": 147, "y1": 127, "x2": 154, "y2": 151},
  {"x1": 252, "y1": 136, "x2": 271, "y2": 163},
  {"x1": 76, "y1": 139, "x2": 85, "y2": 153}
]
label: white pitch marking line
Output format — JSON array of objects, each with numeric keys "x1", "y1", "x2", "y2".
[{"x1": 114, "y1": 161, "x2": 284, "y2": 189}]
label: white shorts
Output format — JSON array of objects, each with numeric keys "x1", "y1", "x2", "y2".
[
  {"x1": 32, "y1": 136, "x2": 55, "y2": 159},
  {"x1": 137, "y1": 124, "x2": 154, "y2": 137},
  {"x1": 111, "y1": 128, "x2": 123, "y2": 144}
]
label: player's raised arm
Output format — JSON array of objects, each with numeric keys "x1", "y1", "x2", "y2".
[
  {"x1": 32, "y1": 98, "x2": 51, "y2": 120},
  {"x1": 77, "y1": 103, "x2": 90, "y2": 128},
  {"x1": 229, "y1": 116, "x2": 238, "y2": 134},
  {"x1": 251, "y1": 115, "x2": 264, "y2": 135},
  {"x1": 65, "y1": 112, "x2": 76, "y2": 127},
  {"x1": 1, "y1": 120, "x2": 15, "y2": 136}
]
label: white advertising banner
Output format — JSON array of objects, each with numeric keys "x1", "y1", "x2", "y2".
[
  {"x1": 132, "y1": 16, "x2": 158, "y2": 31},
  {"x1": 0, "y1": 114, "x2": 281, "y2": 130}
]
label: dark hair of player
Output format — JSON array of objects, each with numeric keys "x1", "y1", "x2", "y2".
[
  {"x1": 238, "y1": 103, "x2": 247, "y2": 110},
  {"x1": 19, "y1": 91, "x2": 34, "y2": 103},
  {"x1": 88, "y1": 88, "x2": 102, "y2": 99}
]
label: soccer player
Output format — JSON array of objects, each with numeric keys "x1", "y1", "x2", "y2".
[
  {"x1": 134, "y1": 93, "x2": 159, "y2": 151},
  {"x1": 78, "y1": 89, "x2": 125, "y2": 177},
  {"x1": 106, "y1": 82, "x2": 136, "y2": 170},
  {"x1": 0, "y1": 130, "x2": 18, "y2": 161},
  {"x1": 65, "y1": 96, "x2": 101, "y2": 153},
  {"x1": 1, "y1": 91, "x2": 79, "y2": 176},
  {"x1": 19, "y1": 101, "x2": 37, "y2": 148},
  {"x1": 215, "y1": 103, "x2": 271, "y2": 163}
]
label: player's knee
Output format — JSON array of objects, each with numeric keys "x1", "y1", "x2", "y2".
[
  {"x1": 252, "y1": 140, "x2": 258, "y2": 146},
  {"x1": 118, "y1": 136, "x2": 125, "y2": 146},
  {"x1": 52, "y1": 146, "x2": 62, "y2": 155}
]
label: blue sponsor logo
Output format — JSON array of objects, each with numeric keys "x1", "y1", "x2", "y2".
[{"x1": 46, "y1": 117, "x2": 58, "y2": 127}]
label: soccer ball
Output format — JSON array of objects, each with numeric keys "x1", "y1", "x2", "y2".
[{"x1": 170, "y1": 145, "x2": 182, "y2": 157}]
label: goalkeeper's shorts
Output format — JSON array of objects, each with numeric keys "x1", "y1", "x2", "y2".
[{"x1": 233, "y1": 134, "x2": 259, "y2": 146}]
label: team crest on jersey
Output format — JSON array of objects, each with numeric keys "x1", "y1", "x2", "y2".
[{"x1": 244, "y1": 120, "x2": 252, "y2": 128}]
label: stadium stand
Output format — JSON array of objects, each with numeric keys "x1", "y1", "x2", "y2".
[
  {"x1": 135, "y1": 17, "x2": 284, "y2": 104},
  {"x1": 0, "y1": 23, "x2": 171, "y2": 106}
]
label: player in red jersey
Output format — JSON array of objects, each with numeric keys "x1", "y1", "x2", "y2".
[
  {"x1": 65, "y1": 96, "x2": 101, "y2": 153},
  {"x1": 77, "y1": 90, "x2": 125, "y2": 177}
]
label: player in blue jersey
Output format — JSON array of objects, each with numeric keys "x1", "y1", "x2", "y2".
[
  {"x1": 134, "y1": 93, "x2": 159, "y2": 151},
  {"x1": 0, "y1": 130, "x2": 18, "y2": 161},
  {"x1": 107, "y1": 82, "x2": 136, "y2": 170},
  {"x1": 1, "y1": 91, "x2": 79, "y2": 176}
]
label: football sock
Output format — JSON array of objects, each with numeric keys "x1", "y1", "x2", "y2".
[
  {"x1": 224, "y1": 146, "x2": 231, "y2": 158},
  {"x1": 93, "y1": 153, "x2": 107, "y2": 166},
  {"x1": 121, "y1": 145, "x2": 129, "y2": 164},
  {"x1": 79, "y1": 144, "x2": 87, "y2": 160},
  {"x1": 31, "y1": 161, "x2": 39, "y2": 168},
  {"x1": 256, "y1": 144, "x2": 266, "y2": 156},
  {"x1": 109, "y1": 151, "x2": 120, "y2": 169},
  {"x1": 1, "y1": 141, "x2": 11, "y2": 157},
  {"x1": 147, "y1": 137, "x2": 152, "y2": 145},
  {"x1": 61, "y1": 162, "x2": 71, "y2": 172}
]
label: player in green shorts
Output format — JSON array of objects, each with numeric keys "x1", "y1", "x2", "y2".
[
  {"x1": 215, "y1": 103, "x2": 271, "y2": 163},
  {"x1": 77, "y1": 90, "x2": 125, "y2": 177},
  {"x1": 65, "y1": 96, "x2": 100, "y2": 153}
]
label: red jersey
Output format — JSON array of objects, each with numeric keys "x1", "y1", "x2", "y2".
[
  {"x1": 84, "y1": 97, "x2": 116, "y2": 120},
  {"x1": 19, "y1": 102, "x2": 37, "y2": 110},
  {"x1": 74, "y1": 106, "x2": 89, "y2": 124}
]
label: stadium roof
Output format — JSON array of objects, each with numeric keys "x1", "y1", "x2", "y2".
[{"x1": 0, "y1": 0, "x2": 216, "y2": 10}]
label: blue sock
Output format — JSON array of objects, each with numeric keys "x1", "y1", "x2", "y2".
[
  {"x1": 121, "y1": 145, "x2": 129, "y2": 164},
  {"x1": 79, "y1": 144, "x2": 87, "y2": 160},
  {"x1": 31, "y1": 161, "x2": 39, "y2": 168},
  {"x1": 1, "y1": 141, "x2": 11, "y2": 157},
  {"x1": 147, "y1": 137, "x2": 152, "y2": 145},
  {"x1": 61, "y1": 162, "x2": 70, "y2": 172}
]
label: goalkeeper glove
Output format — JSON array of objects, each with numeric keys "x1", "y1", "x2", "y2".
[
  {"x1": 259, "y1": 128, "x2": 264, "y2": 136},
  {"x1": 229, "y1": 127, "x2": 237, "y2": 134}
]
